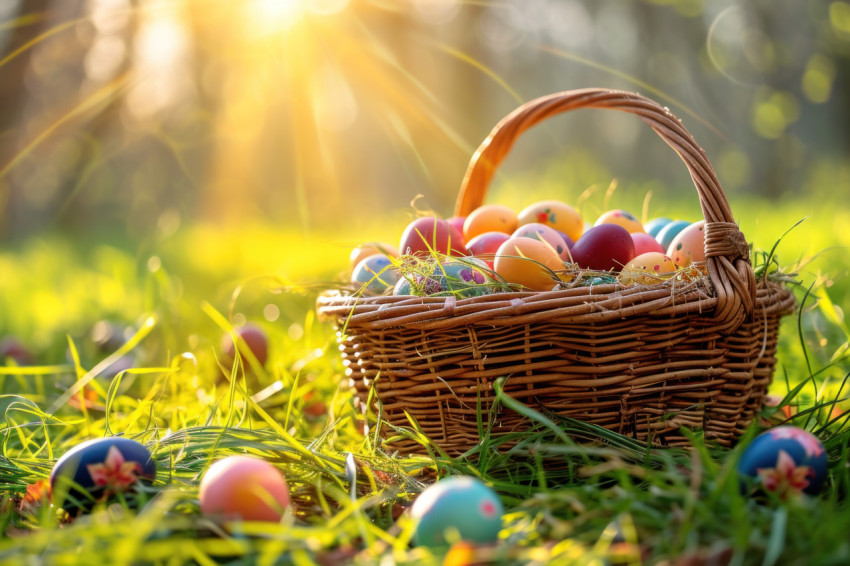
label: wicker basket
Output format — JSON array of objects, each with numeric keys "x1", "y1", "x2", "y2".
[{"x1": 318, "y1": 88, "x2": 796, "y2": 456}]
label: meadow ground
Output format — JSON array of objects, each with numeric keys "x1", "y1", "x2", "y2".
[{"x1": 0, "y1": 194, "x2": 849, "y2": 565}]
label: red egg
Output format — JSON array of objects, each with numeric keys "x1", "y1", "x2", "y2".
[
  {"x1": 466, "y1": 231, "x2": 511, "y2": 267},
  {"x1": 570, "y1": 224, "x2": 636, "y2": 271},
  {"x1": 222, "y1": 323, "x2": 269, "y2": 369},
  {"x1": 399, "y1": 217, "x2": 469, "y2": 257},
  {"x1": 631, "y1": 232, "x2": 665, "y2": 256},
  {"x1": 199, "y1": 455, "x2": 290, "y2": 522}
]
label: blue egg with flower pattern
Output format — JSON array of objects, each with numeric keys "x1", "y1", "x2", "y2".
[
  {"x1": 437, "y1": 258, "x2": 497, "y2": 298},
  {"x1": 411, "y1": 476, "x2": 503, "y2": 547},
  {"x1": 737, "y1": 426, "x2": 828, "y2": 497},
  {"x1": 50, "y1": 437, "x2": 156, "y2": 509}
]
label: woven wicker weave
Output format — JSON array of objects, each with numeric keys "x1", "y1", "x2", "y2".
[{"x1": 318, "y1": 89, "x2": 795, "y2": 456}]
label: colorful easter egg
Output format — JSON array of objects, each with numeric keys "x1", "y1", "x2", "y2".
[
  {"x1": 494, "y1": 237, "x2": 563, "y2": 291},
  {"x1": 399, "y1": 217, "x2": 469, "y2": 257},
  {"x1": 517, "y1": 200, "x2": 583, "y2": 243},
  {"x1": 511, "y1": 223, "x2": 572, "y2": 261},
  {"x1": 644, "y1": 217, "x2": 673, "y2": 238},
  {"x1": 570, "y1": 224, "x2": 636, "y2": 272},
  {"x1": 667, "y1": 220, "x2": 706, "y2": 267},
  {"x1": 466, "y1": 231, "x2": 511, "y2": 267},
  {"x1": 594, "y1": 209, "x2": 643, "y2": 233},
  {"x1": 655, "y1": 220, "x2": 691, "y2": 251},
  {"x1": 437, "y1": 258, "x2": 498, "y2": 297},
  {"x1": 349, "y1": 242, "x2": 399, "y2": 271},
  {"x1": 738, "y1": 426, "x2": 828, "y2": 497},
  {"x1": 463, "y1": 204, "x2": 518, "y2": 241},
  {"x1": 199, "y1": 455, "x2": 290, "y2": 522},
  {"x1": 222, "y1": 322, "x2": 269, "y2": 369},
  {"x1": 50, "y1": 437, "x2": 156, "y2": 509},
  {"x1": 618, "y1": 252, "x2": 677, "y2": 285},
  {"x1": 630, "y1": 232, "x2": 665, "y2": 256},
  {"x1": 351, "y1": 254, "x2": 400, "y2": 295},
  {"x1": 411, "y1": 476, "x2": 503, "y2": 547}
]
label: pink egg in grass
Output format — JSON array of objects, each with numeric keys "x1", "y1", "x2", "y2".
[
  {"x1": 400, "y1": 217, "x2": 469, "y2": 257},
  {"x1": 199, "y1": 455, "x2": 290, "y2": 522},
  {"x1": 631, "y1": 232, "x2": 665, "y2": 256}
]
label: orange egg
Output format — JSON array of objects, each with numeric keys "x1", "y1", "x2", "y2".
[
  {"x1": 494, "y1": 237, "x2": 564, "y2": 291},
  {"x1": 594, "y1": 210, "x2": 644, "y2": 233},
  {"x1": 667, "y1": 220, "x2": 706, "y2": 267},
  {"x1": 517, "y1": 200, "x2": 583, "y2": 243},
  {"x1": 463, "y1": 204, "x2": 518, "y2": 241},
  {"x1": 619, "y1": 252, "x2": 677, "y2": 285},
  {"x1": 349, "y1": 242, "x2": 399, "y2": 270},
  {"x1": 199, "y1": 455, "x2": 290, "y2": 522}
]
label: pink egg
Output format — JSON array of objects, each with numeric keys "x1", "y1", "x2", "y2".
[
  {"x1": 494, "y1": 237, "x2": 563, "y2": 291},
  {"x1": 511, "y1": 223, "x2": 572, "y2": 261},
  {"x1": 619, "y1": 252, "x2": 677, "y2": 285},
  {"x1": 466, "y1": 231, "x2": 511, "y2": 268},
  {"x1": 667, "y1": 220, "x2": 706, "y2": 267},
  {"x1": 399, "y1": 217, "x2": 469, "y2": 257},
  {"x1": 199, "y1": 455, "x2": 290, "y2": 522},
  {"x1": 570, "y1": 224, "x2": 636, "y2": 272},
  {"x1": 631, "y1": 232, "x2": 665, "y2": 256}
]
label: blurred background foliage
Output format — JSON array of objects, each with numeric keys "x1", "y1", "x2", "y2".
[{"x1": 0, "y1": 0, "x2": 848, "y2": 240}]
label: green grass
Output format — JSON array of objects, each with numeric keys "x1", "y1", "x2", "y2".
[{"x1": 1, "y1": 195, "x2": 849, "y2": 565}]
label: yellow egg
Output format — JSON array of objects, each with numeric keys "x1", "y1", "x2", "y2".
[
  {"x1": 594, "y1": 210, "x2": 644, "y2": 233},
  {"x1": 494, "y1": 237, "x2": 564, "y2": 291},
  {"x1": 667, "y1": 220, "x2": 706, "y2": 267},
  {"x1": 619, "y1": 252, "x2": 677, "y2": 285},
  {"x1": 517, "y1": 200, "x2": 583, "y2": 243},
  {"x1": 463, "y1": 204, "x2": 518, "y2": 241},
  {"x1": 349, "y1": 242, "x2": 399, "y2": 271}
]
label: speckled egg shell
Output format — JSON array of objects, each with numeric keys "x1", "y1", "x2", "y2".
[
  {"x1": 594, "y1": 209, "x2": 644, "y2": 233},
  {"x1": 655, "y1": 220, "x2": 691, "y2": 251},
  {"x1": 494, "y1": 237, "x2": 563, "y2": 291},
  {"x1": 50, "y1": 437, "x2": 156, "y2": 508},
  {"x1": 738, "y1": 426, "x2": 828, "y2": 496},
  {"x1": 411, "y1": 476, "x2": 504, "y2": 547},
  {"x1": 644, "y1": 217, "x2": 673, "y2": 238},
  {"x1": 463, "y1": 204, "x2": 518, "y2": 241},
  {"x1": 351, "y1": 254, "x2": 400, "y2": 295},
  {"x1": 667, "y1": 220, "x2": 705, "y2": 268},
  {"x1": 618, "y1": 252, "x2": 677, "y2": 285},
  {"x1": 511, "y1": 223, "x2": 572, "y2": 261},
  {"x1": 517, "y1": 200, "x2": 583, "y2": 243}
]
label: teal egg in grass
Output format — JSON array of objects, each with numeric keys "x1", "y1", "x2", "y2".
[
  {"x1": 437, "y1": 258, "x2": 498, "y2": 298},
  {"x1": 644, "y1": 217, "x2": 672, "y2": 238},
  {"x1": 411, "y1": 476, "x2": 503, "y2": 547},
  {"x1": 655, "y1": 220, "x2": 691, "y2": 251},
  {"x1": 351, "y1": 254, "x2": 400, "y2": 295}
]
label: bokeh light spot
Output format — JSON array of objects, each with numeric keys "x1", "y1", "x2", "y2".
[
  {"x1": 263, "y1": 304, "x2": 281, "y2": 322},
  {"x1": 802, "y1": 54, "x2": 836, "y2": 104}
]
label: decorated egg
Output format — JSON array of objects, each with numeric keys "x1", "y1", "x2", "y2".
[
  {"x1": 618, "y1": 252, "x2": 677, "y2": 285},
  {"x1": 222, "y1": 322, "x2": 269, "y2": 369},
  {"x1": 644, "y1": 217, "x2": 673, "y2": 238},
  {"x1": 351, "y1": 254, "x2": 400, "y2": 295},
  {"x1": 494, "y1": 237, "x2": 563, "y2": 291},
  {"x1": 466, "y1": 231, "x2": 511, "y2": 267},
  {"x1": 511, "y1": 223, "x2": 572, "y2": 261},
  {"x1": 50, "y1": 437, "x2": 156, "y2": 509},
  {"x1": 517, "y1": 200, "x2": 583, "y2": 243},
  {"x1": 199, "y1": 455, "x2": 290, "y2": 522},
  {"x1": 594, "y1": 209, "x2": 643, "y2": 233},
  {"x1": 655, "y1": 220, "x2": 691, "y2": 251},
  {"x1": 410, "y1": 476, "x2": 503, "y2": 547},
  {"x1": 738, "y1": 426, "x2": 828, "y2": 497},
  {"x1": 438, "y1": 258, "x2": 498, "y2": 298},
  {"x1": 399, "y1": 216, "x2": 469, "y2": 257},
  {"x1": 349, "y1": 242, "x2": 399, "y2": 271},
  {"x1": 570, "y1": 224, "x2": 636, "y2": 272},
  {"x1": 393, "y1": 273, "x2": 443, "y2": 296},
  {"x1": 463, "y1": 204, "x2": 518, "y2": 241},
  {"x1": 667, "y1": 220, "x2": 706, "y2": 268},
  {"x1": 630, "y1": 232, "x2": 666, "y2": 256}
]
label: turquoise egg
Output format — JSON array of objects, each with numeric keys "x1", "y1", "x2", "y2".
[
  {"x1": 351, "y1": 254, "x2": 399, "y2": 295},
  {"x1": 437, "y1": 259, "x2": 497, "y2": 298},
  {"x1": 644, "y1": 217, "x2": 672, "y2": 238},
  {"x1": 411, "y1": 476, "x2": 503, "y2": 547},
  {"x1": 655, "y1": 220, "x2": 691, "y2": 251},
  {"x1": 50, "y1": 437, "x2": 156, "y2": 511}
]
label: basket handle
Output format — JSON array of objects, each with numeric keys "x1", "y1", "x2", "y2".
[{"x1": 454, "y1": 88, "x2": 755, "y2": 326}]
